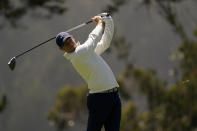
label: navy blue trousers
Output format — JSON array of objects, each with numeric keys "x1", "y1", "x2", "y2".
[{"x1": 86, "y1": 91, "x2": 121, "y2": 131}]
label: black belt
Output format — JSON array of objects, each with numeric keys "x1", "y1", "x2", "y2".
[{"x1": 100, "y1": 87, "x2": 118, "y2": 93}]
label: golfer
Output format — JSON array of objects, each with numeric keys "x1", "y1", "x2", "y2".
[{"x1": 56, "y1": 13, "x2": 121, "y2": 131}]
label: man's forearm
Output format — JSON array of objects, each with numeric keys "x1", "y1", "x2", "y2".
[{"x1": 94, "y1": 16, "x2": 114, "y2": 55}]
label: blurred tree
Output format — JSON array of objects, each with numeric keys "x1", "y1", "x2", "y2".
[
  {"x1": 143, "y1": 0, "x2": 187, "y2": 40},
  {"x1": 0, "y1": 94, "x2": 7, "y2": 113},
  {"x1": 161, "y1": 36, "x2": 197, "y2": 130},
  {"x1": 113, "y1": 34, "x2": 132, "y2": 62},
  {"x1": 122, "y1": 66, "x2": 166, "y2": 110},
  {"x1": 48, "y1": 85, "x2": 88, "y2": 130},
  {"x1": 119, "y1": 65, "x2": 166, "y2": 131},
  {"x1": 120, "y1": 102, "x2": 140, "y2": 131},
  {"x1": 118, "y1": 36, "x2": 197, "y2": 130},
  {"x1": 0, "y1": 0, "x2": 67, "y2": 28}
]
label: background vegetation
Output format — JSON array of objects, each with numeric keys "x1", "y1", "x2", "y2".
[{"x1": 0, "y1": 0, "x2": 196, "y2": 131}]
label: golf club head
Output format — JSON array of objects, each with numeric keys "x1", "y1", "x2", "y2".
[{"x1": 8, "y1": 57, "x2": 16, "y2": 71}]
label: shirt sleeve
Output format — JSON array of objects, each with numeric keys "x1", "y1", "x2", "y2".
[
  {"x1": 94, "y1": 16, "x2": 114, "y2": 55},
  {"x1": 76, "y1": 24, "x2": 103, "y2": 54}
]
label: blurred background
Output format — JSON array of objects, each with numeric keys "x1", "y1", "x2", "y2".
[{"x1": 0, "y1": 0, "x2": 197, "y2": 130}]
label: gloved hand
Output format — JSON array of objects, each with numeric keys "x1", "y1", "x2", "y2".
[
  {"x1": 99, "y1": 13, "x2": 112, "y2": 24},
  {"x1": 99, "y1": 12, "x2": 110, "y2": 18}
]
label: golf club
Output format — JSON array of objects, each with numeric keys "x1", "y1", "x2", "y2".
[{"x1": 8, "y1": 13, "x2": 110, "y2": 71}]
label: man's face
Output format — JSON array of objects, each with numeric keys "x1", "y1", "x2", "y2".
[{"x1": 60, "y1": 37, "x2": 77, "y2": 52}]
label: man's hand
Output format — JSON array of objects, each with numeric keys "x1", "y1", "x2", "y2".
[{"x1": 91, "y1": 16, "x2": 102, "y2": 26}]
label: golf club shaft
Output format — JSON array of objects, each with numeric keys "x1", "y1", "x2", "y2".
[{"x1": 15, "y1": 20, "x2": 92, "y2": 59}]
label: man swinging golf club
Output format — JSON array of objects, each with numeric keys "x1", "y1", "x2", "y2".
[{"x1": 56, "y1": 13, "x2": 121, "y2": 131}]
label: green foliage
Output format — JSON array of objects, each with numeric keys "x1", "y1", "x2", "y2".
[
  {"x1": 0, "y1": 0, "x2": 67, "y2": 28},
  {"x1": 118, "y1": 32, "x2": 197, "y2": 130},
  {"x1": 48, "y1": 85, "x2": 88, "y2": 130},
  {"x1": 120, "y1": 102, "x2": 140, "y2": 131},
  {"x1": 120, "y1": 66, "x2": 197, "y2": 130},
  {"x1": 0, "y1": 94, "x2": 7, "y2": 113},
  {"x1": 154, "y1": 0, "x2": 186, "y2": 39},
  {"x1": 162, "y1": 85, "x2": 194, "y2": 130},
  {"x1": 137, "y1": 107, "x2": 165, "y2": 131},
  {"x1": 194, "y1": 29, "x2": 197, "y2": 37},
  {"x1": 113, "y1": 35, "x2": 132, "y2": 61},
  {"x1": 179, "y1": 40, "x2": 197, "y2": 76},
  {"x1": 123, "y1": 65, "x2": 166, "y2": 109},
  {"x1": 161, "y1": 37, "x2": 197, "y2": 130},
  {"x1": 117, "y1": 78, "x2": 131, "y2": 100}
]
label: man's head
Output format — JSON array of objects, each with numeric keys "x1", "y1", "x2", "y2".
[{"x1": 56, "y1": 32, "x2": 77, "y2": 53}]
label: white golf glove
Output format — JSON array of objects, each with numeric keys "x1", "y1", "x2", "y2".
[
  {"x1": 99, "y1": 13, "x2": 111, "y2": 24},
  {"x1": 99, "y1": 12, "x2": 111, "y2": 18}
]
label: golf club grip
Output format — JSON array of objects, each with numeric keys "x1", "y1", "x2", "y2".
[{"x1": 85, "y1": 13, "x2": 110, "y2": 24}]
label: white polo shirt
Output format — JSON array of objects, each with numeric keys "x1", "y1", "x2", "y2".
[{"x1": 64, "y1": 16, "x2": 119, "y2": 93}]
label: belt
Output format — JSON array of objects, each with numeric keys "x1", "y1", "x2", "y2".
[{"x1": 100, "y1": 87, "x2": 118, "y2": 93}]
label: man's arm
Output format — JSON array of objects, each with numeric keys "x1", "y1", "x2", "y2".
[
  {"x1": 94, "y1": 15, "x2": 114, "y2": 55},
  {"x1": 77, "y1": 16, "x2": 103, "y2": 53}
]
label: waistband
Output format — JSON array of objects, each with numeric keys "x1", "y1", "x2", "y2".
[{"x1": 100, "y1": 87, "x2": 118, "y2": 93}]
